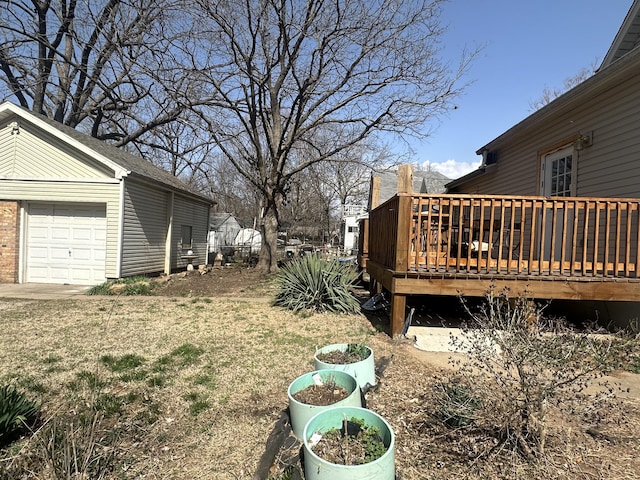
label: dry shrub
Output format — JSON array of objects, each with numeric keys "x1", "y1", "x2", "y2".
[{"x1": 448, "y1": 287, "x2": 633, "y2": 458}]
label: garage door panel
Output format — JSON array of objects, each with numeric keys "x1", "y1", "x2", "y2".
[
  {"x1": 50, "y1": 247, "x2": 71, "y2": 260},
  {"x1": 27, "y1": 203, "x2": 107, "y2": 285},
  {"x1": 73, "y1": 228, "x2": 92, "y2": 241},
  {"x1": 72, "y1": 248, "x2": 91, "y2": 261},
  {"x1": 50, "y1": 267, "x2": 70, "y2": 281},
  {"x1": 29, "y1": 246, "x2": 48, "y2": 260},
  {"x1": 51, "y1": 228, "x2": 71, "y2": 241},
  {"x1": 29, "y1": 227, "x2": 49, "y2": 241}
]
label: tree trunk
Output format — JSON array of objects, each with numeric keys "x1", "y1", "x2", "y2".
[{"x1": 258, "y1": 205, "x2": 279, "y2": 272}]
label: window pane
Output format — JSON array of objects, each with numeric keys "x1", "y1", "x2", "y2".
[{"x1": 181, "y1": 225, "x2": 193, "y2": 248}]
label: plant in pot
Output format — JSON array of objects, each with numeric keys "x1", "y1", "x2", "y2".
[
  {"x1": 287, "y1": 370, "x2": 362, "y2": 439},
  {"x1": 303, "y1": 406, "x2": 395, "y2": 480},
  {"x1": 314, "y1": 343, "x2": 376, "y2": 389}
]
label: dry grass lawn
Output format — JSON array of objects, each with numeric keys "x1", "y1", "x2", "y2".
[{"x1": 0, "y1": 271, "x2": 639, "y2": 479}]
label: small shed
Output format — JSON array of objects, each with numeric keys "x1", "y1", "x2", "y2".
[
  {"x1": 208, "y1": 213, "x2": 241, "y2": 255},
  {"x1": 0, "y1": 102, "x2": 213, "y2": 285}
]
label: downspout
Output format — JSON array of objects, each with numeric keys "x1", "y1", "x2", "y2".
[
  {"x1": 116, "y1": 179, "x2": 125, "y2": 278},
  {"x1": 164, "y1": 191, "x2": 174, "y2": 274},
  {"x1": 18, "y1": 202, "x2": 25, "y2": 283}
]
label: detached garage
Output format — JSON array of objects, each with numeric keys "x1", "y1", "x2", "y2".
[{"x1": 0, "y1": 102, "x2": 212, "y2": 285}]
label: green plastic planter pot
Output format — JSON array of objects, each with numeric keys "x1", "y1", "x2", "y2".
[
  {"x1": 287, "y1": 370, "x2": 362, "y2": 439},
  {"x1": 313, "y1": 343, "x2": 376, "y2": 389},
  {"x1": 303, "y1": 406, "x2": 395, "y2": 480}
]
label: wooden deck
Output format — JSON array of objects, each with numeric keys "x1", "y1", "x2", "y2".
[{"x1": 362, "y1": 193, "x2": 640, "y2": 335}]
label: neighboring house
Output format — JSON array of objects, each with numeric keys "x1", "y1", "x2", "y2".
[
  {"x1": 442, "y1": 0, "x2": 640, "y2": 326},
  {"x1": 358, "y1": 166, "x2": 451, "y2": 264},
  {"x1": 342, "y1": 204, "x2": 367, "y2": 255},
  {"x1": 208, "y1": 213, "x2": 241, "y2": 256},
  {"x1": 447, "y1": 1, "x2": 640, "y2": 199},
  {"x1": 370, "y1": 168, "x2": 450, "y2": 208},
  {"x1": 0, "y1": 102, "x2": 213, "y2": 285}
]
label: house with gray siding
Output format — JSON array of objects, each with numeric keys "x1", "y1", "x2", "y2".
[
  {"x1": 0, "y1": 102, "x2": 212, "y2": 285},
  {"x1": 447, "y1": 0, "x2": 640, "y2": 200},
  {"x1": 442, "y1": 0, "x2": 640, "y2": 326}
]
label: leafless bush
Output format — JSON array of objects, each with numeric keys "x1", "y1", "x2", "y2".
[
  {"x1": 1, "y1": 408, "x2": 121, "y2": 480},
  {"x1": 449, "y1": 287, "x2": 631, "y2": 458}
]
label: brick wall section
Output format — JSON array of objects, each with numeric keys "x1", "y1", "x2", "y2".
[{"x1": 0, "y1": 201, "x2": 19, "y2": 283}]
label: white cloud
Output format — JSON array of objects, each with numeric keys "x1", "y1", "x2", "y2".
[{"x1": 421, "y1": 159, "x2": 481, "y2": 180}]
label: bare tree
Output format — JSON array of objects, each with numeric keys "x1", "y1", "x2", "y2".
[
  {"x1": 0, "y1": 0, "x2": 203, "y2": 153},
  {"x1": 192, "y1": 0, "x2": 474, "y2": 271},
  {"x1": 529, "y1": 62, "x2": 598, "y2": 112}
]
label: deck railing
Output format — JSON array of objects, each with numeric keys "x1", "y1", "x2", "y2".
[{"x1": 368, "y1": 193, "x2": 640, "y2": 278}]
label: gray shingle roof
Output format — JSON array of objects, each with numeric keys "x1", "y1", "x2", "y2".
[{"x1": 374, "y1": 168, "x2": 451, "y2": 206}]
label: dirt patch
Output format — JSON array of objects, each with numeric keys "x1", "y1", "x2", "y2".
[
  {"x1": 292, "y1": 382, "x2": 349, "y2": 406},
  {"x1": 310, "y1": 418, "x2": 388, "y2": 465},
  {"x1": 316, "y1": 349, "x2": 367, "y2": 365},
  {"x1": 152, "y1": 266, "x2": 277, "y2": 298}
]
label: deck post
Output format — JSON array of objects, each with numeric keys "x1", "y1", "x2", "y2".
[
  {"x1": 391, "y1": 191, "x2": 412, "y2": 336},
  {"x1": 390, "y1": 291, "x2": 407, "y2": 337}
]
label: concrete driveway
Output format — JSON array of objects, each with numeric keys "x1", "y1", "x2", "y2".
[{"x1": 0, "y1": 283, "x2": 91, "y2": 300}]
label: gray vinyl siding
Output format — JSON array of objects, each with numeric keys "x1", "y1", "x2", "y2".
[
  {"x1": 121, "y1": 181, "x2": 170, "y2": 277},
  {"x1": 452, "y1": 64, "x2": 640, "y2": 199},
  {"x1": 171, "y1": 195, "x2": 210, "y2": 269},
  {"x1": 0, "y1": 179, "x2": 121, "y2": 278},
  {"x1": 577, "y1": 76, "x2": 640, "y2": 198},
  {"x1": 0, "y1": 118, "x2": 112, "y2": 179}
]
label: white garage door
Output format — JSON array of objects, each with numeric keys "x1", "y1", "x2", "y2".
[{"x1": 27, "y1": 203, "x2": 107, "y2": 285}]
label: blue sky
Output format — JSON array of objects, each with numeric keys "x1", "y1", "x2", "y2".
[{"x1": 404, "y1": 0, "x2": 633, "y2": 179}]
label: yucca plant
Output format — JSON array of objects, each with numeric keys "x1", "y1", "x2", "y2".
[
  {"x1": 274, "y1": 255, "x2": 361, "y2": 314},
  {"x1": 0, "y1": 384, "x2": 40, "y2": 445}
]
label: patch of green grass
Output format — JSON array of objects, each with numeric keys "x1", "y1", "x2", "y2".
[
  {"x1": 170, "y1": 343, "x2": 204, "y2": 365},
  {"x1": 16, "y1": 375, "x2": 48, "y2": 394},
  {"x1": 147, "y1": 375, "x2": 167, "y2": 388},
  {"x1": 87, "y1": 276, "x2": 156, "y2": 296},
  {"x1": 183, "y1": 391, "x2": 210, "y2": 416},
  {"x1": 100, "y1": 353, "x2": 146, "y2": 372},
  {"x1": 119, "y1": 369, "x2": 149, "y2": 382},
  {"x1": 152, "y1": 355, "x2": 173, "y2": 372},
  {"x1": 86, "y1": 282, "x2": 112, "y2": 295},
  {"x1": 189, "y1": 400, "x2": 210, "y2": 416},
  {"x1": 192, "y1": 372, "x2": 216, "y2": 390},
  {"x1": 42, "y1": 354, "x2": 62, "y2": 365},
  {"x1": 68, "y1": 370, "x2": 107, "y2": 392},
  {"x1": 629, "y1": 356, "x2": 640, "y2": 374},
  {"x1": 125, "y1": 392, "x2": 140, "y2": 403},
  {"x1": 94, "y1": 393, "x2": 123, "y2": 416},
  {"x1": 190, "y1": 298, "x2": 212, "y2": 304},
  {"x1": 135, "y1": 401, "x2": 162, "y2": 425}
]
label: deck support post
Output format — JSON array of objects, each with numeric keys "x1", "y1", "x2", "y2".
[{"x1": 390, "y1": 292, "x2": 406, "y2": 337}]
